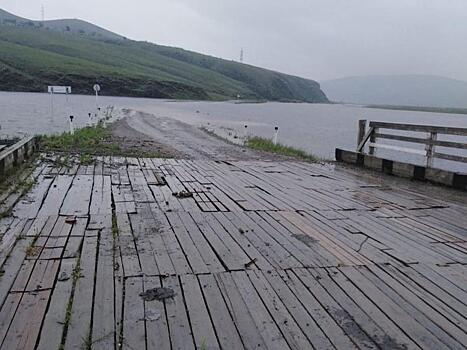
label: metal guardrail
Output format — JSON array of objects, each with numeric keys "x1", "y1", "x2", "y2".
[{"x1": 356, "y1": 120, "x2": 467, "y2": 167}]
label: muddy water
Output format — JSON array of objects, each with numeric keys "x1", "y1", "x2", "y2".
[{"x1": 1, "y1": 91, "x2": 466, "y2": 171}]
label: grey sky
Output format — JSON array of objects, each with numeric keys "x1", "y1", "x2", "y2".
[{"x1": 2, "y1": 0, "x2": 467, "y2": 82}]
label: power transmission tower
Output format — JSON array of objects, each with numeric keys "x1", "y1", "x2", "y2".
[
  {"x1": 41, "y1": 5, "x2": 45, "y2": 22},
  {"x1": 240, "y1": 48, "x2": 244, "y2": 63}
]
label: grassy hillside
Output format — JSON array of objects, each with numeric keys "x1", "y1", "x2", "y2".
[
  {"x1": 0, "y1": 9, "x2": 328, "y2": 102},
  {"x1": 0, "y1": 8, "x2": 125, "y2": 40}
]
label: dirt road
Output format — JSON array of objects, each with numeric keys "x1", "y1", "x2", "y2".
[{"x1": 111, "y1": 110, "x2": 280, "y2": 160}]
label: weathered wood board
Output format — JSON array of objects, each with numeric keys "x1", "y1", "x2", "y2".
[{"x1": 0, "y1": 156, "x2": 465, "y2": 349}]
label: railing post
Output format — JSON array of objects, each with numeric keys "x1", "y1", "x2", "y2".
[
  {"x1": 357, "y1": 119, "x2": 366, "y2": 148},
  {"x1": 369, "y1": 127, "x2": 377, "y2": 155},
  {"x1": 426, "y1": 131, "x2": 437, "y2": 167}
]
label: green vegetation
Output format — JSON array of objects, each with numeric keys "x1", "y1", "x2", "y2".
[
  {"x1": 40, "y1": 123, "x2": 164, "y2": 158},
  {"x1": 0, "y1": 156, "x2": 38, "y2": 219},
  {"x1": 40, "y1": 123, "x2": 119, "y2": 154},
  {"x1": 0, "y1": 10, "x2": 328, "y2": 102},
  {"x1": 246, "y1": 137, "x2": 320, "y2": 162},
  {"x1": 367, "y1": 104, "x2": 467, "y2": 115}
]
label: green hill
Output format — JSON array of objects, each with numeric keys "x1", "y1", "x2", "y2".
[{"x1": 0, "y1": 9, "x2": 328, "y2": 102}]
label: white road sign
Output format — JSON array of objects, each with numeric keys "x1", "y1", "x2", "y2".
[
  {"x1": 48, "y1": 86, "x2": 71, "y2": 94},
  {"x1": 93, "y1": 84, "x2": 101, "y2": 92}
]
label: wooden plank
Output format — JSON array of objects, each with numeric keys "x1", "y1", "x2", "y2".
[
  {"x1": 143, "y1": 276, "x2": 171, "y2": 350},
  {"x1": 280, "y1": 211, "x2": 367, "y2": 266},
  {"x1": 197, "y1": 274, "x2": 245, "y2": 349},
  {"x1": 122, "y1": 277, "x2": 146, "y2": 349},
  {"x1": 180, "y1": 274, "x2": 220, "y2": 349},
  {"x1": 230, "y1": 271, "x2": 291, "y2": 350},
  {"x1": 115, "y1": 213, "x2": 142, "y2": 277},
  {"x1": 23, "y1": 259, "x2": 60, "y2": 292},
  {"x1": 361, "y1": 265, "x2": 465, "y2": 349},
  {"x1": 325, "y1": 267, "x2": 422, "y2": 350},
  {"x1": 162, "y1": 275, "x2": 195, "y2": 349},
  {"x1": 0, "y1": 292, "x2": 22, "y2": 345},
  {"x1": 0, "y1": 219, "x2": 30, "y2": 267},
  {"x1": 92, "y1": 227, "x2": 116, "y2": 349},
  {"x1": 369, "y1": 121, "x2": 467, "y2": 135},
  {"x1": 190, "y1": 212, "x2": 248, "y2": 271},
  {"x1": 340, "y1": 266, "x2": 450, "y2": 350},
  {"x1": 177, "y1": 212, "x2": 225, "y2": 272},
  {"x1": 129, "y1": 212, "x2": 161, "y2": 276},
  {"x1": 12, "y1": 177, "x2": 54, "y2": 219},
  {"x1": 114, "y1": 234, "x2": 124, "y2": 350},
  {"x1": 400, "y1": 265, "x2": 467, "y2": 320},
  {"x1": 165, "y1": 212, "x2": 210, "y2": 274},
  {"x1": 0, "y1": 236, "x2": 34, "y2": 308},
  {"x1": 151, "y1": 210, "x2": 192, "y2": 275},
  {"x1": 283, "y1": 269, "x2": 358, "y2": 349},
  {"x1": 294, "y1": 268, "x2": 378, "y2": 349},
  {"x1": 213, "y1": 212, "x2": 272, "y2": 270},
  {"x1": 247, "y1": 270, "x2": 314, "y2": 349},
  {"x1": 433, "y1": 151, "x2": 467, "y2": 163},
  {"x1": 89, "y1": 175, "x2": 112, "y2": 215},
  {"x1": 215, "y1": 272, "x2": 267, "y2": 349},
  {"x1": 236, "y1": 211, "x2": 303, "y2": 269},
  {"x1": 378, "y1": 264, "x2": 467, "y2": 333},
  {"x1": 64, "y1": 235, "x2": 98, "y2": 350},
  {"x1": 36, "y1": 175, "x2": 73, "y2": 217},
  {"x1": 225, "y1": 211, "x2": 292, "y2": 269},
  {"x1": 411, "y1": 264, "x2": 467, "y2": 308},
  {"x1": 374, "y1": 132, "x2": 467, "y2": 150},
  {"x1": 262, "y1": 270, "x2": 336, "y2": 349},
  {"x1": 60, "y1": 175, "x2": 94, "y2": 217},
  {"x1": 1, "y1": 290, "x2": 51, "y2": 350},
  {"x1": 265, "y1": 211, "x2": 340, "y2": 267},
  {"x1": 36, "y1": 259, "x2": 75, "y2": 350}
]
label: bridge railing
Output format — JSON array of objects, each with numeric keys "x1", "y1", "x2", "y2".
[{"x1": 356, "y1": 120, "x2": 467, "y2": 167}]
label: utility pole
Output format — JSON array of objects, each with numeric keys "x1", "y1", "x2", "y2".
[{"x1": 240, "y1": 48, "x2": 244, "y2": 63}]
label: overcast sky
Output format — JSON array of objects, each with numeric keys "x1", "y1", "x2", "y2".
[{"x1": 2, "y1": 0, "x2": 467, "y2": 82}]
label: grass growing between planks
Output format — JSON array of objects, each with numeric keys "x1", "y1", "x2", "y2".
[
  {"x1": 246, "y1": 136, "x2": 320, "y2": 162},
  {"x1": 0, "y1": 156, "x2": 39, "y2": 220},
  {"x1": 40, "y1": 123, "x2": 163, "y2": 158}
]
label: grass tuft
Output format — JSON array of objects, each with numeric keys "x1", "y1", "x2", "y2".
[
  {"x1": 40, "y1": 123, "x2": 164, "y2": 159},
  {"x1": 40, "y1": 123, "x2": 120, "y2": 155},
  {"x1": 246, "y1": 137, "x2": 320, "y2": 162}
]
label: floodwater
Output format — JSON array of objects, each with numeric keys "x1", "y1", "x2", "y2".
[{"x1": 1, "y1": 91, "x2": 466, "y2": 171}]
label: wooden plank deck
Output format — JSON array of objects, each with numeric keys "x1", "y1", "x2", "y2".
[{"x1": 0, "y1": 157, "x2": 466, "y2": 349}]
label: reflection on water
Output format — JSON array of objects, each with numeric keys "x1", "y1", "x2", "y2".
[{"x1": 1, "y1": 91, "x2": 466, "y2": 172}]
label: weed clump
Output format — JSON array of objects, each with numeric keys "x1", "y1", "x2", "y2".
[
  {"x1": 246, "y1": 136, "x2": 320, "y2": 162},
  {"x1": 40, "y1": 123, "x2": 120, "y2": 155}
]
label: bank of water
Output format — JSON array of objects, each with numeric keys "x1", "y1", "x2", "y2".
[{"x1": 1, "y1": 91, "x2": 466, "y2": 171}]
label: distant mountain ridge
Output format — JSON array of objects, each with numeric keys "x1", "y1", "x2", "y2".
[
  {"x1": 0, "y1": 8, "x2": 328, "y2": 102},
  {"x1": 320, "y1": 75, "x2": 467, "y2": 108}
]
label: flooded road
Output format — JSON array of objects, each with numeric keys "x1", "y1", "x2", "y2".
[
  {"x1": 1, "y1": 91, "x2": 466, "y2": 170},
  {"x1": 116, "y1": 110, "x2": 276, "y2": 160}
]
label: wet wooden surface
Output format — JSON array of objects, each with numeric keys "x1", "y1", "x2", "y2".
[{"x1": 0, "y1": 156, "x2": 466, "y2": 349}]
